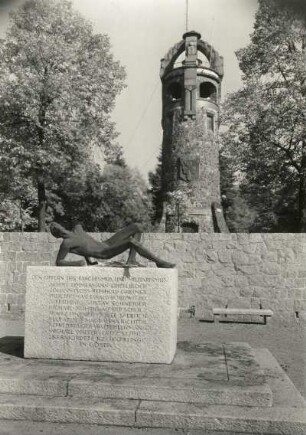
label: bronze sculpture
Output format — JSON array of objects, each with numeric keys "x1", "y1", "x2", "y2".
[{"x1": 50, "y1": 222, "x2": 175, "y2": 268}]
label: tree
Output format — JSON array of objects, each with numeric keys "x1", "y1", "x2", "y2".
[
  {"x1": 148, "y1": 150, "x2": 164, "y2": 226},
  {"x1": 53, "y1": 163, "x2": 153, "y2": 232},
  {"x1": 0, "y1": 133, "x2": 38, "y2": 231},
  {"x1": 0, "y1": 197, "x2": 37, "y2": 231},
  {"x1": 223, "y1": 191, "x2": 258, "y2": 233},
  {"x1": 221, "y1": 0, "x2": 306, "y2": 232},
  {"x1": 219, "y1": 151, "x2": 258, "y2": 232},
  {"x1": 0, "y1": 0, "x2": 125, "y2": 231}
]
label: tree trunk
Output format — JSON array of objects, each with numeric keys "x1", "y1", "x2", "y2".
[
  {"x1": 298, "y1": 141, "x2": 306, "y2": 232},
  {"x1": 37, "y1": 76, "x2": 48, "y2": 232},
  {"x1": 37, "y1": 176, "x2": 46, "y2": 232}
]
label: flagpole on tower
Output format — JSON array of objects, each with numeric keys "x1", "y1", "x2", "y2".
[{"x1": 186, "y1": 0, "x2": 189, "y2": 32}]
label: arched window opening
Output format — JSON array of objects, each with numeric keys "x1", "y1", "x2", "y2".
[
  {"x1": 167, "y1": 82, "x2": 182, "y2": 101},
  {"x1": 199, "y1": 82, "x2": 217, "y2": 101},
  {"x1": 197, "y1": 51, "x2": 210, "y2": 68},
  {"x1": 173, "y1": 51, "x2": 186, "y2": 69}
]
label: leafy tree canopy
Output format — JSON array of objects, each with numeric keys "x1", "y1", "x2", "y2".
[
  {"x1": 54, "y1": 163, "x2": 153, "y2": 232},
  {"x1": 0, "y1": 0, "x2": 126, "y2": 230},
  {"x1": 220, "y1": 0, "x2": 306, "y2": 232}
]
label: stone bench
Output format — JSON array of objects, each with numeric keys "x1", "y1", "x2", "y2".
[{"x1": 212, "y1": 308, "x2": 273, "y2": 324}]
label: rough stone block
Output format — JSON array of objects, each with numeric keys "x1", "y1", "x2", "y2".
[
  {"x1": 255, "y1": 348, "x2": 306, "y2": 408},
  {"x1": 262, "y1": 262, "x2": 282, "y2": 275},
  {"x1": 0, "y1": 374, "x2": 68, "y2": 396},
  {"x1": 0, "y1": 395, "x2": 137, "y2": 426},
  {"x1": 8, "y1": 242, "x2": 22, "y2": 252},
  {"x1": 0, "y1": 294, "x2": 7, "y2": 305},
  {"x1": 0, "y1": 252, "x2": 16, "y2": 261},
  {"x1": 17, "y1": 253, "x2": 40, "y2": 262},
  {"x1": 69, "y1": 374, "x2": 272, "y2": 407},
  {"x1": 235, "y1": 265, "x2": 260, "y2": 275},
  {"x1": 232, "y1": 251, "x2": 260, "y2": 266},
  {"x1": 9, "y1": 233, "x2": 21, "y2": 242},
  {"x1": 223, "y1": 343, "x2": 266, "y2": 385},
  {"x1": 217, "y1": 250, "x2": 231, "y2": 263},
  {"x1": 25, "y1": 266, "x2": 178, "y2": 363},
  {"x1": 212, "y1": 264, "x2": 235, "y2": 277},
  {"x1": 136, "y1": 401, "x2": 306, "y2": 433},
  {"x1": 3, "y1": 233, "x2": 10, "y2": 242},
  {"x1": 237, "y1": 234, "x2": 250, "y2": 245},
  {"x1": 242, "y1": 244, "x2": 259, "y2": 254},
  {"x1": 7, "y1": 294, "x2": 17, "y2": 304}
]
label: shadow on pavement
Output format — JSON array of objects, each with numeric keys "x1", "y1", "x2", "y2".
[{"x1": 0, "y1": 336, "x2": 24, "y2": 358}]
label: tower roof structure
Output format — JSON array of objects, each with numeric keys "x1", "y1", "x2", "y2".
[{"x1": 160, "y1": 30, "x2": 224, "y2": 80}]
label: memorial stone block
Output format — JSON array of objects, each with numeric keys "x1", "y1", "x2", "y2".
[{"x1": 24, "y1": 266, "x2": 178, "y2": 364}]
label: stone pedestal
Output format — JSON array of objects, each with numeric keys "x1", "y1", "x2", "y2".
[
  {"x1": 1, "y1": 338, "x2": 305, "y2": 432},
  {"x1": 24, "y1": 267, "x2": 178, "y2": 364}
]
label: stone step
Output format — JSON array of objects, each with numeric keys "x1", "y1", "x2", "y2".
[
  {"x1": 0, "y1": 394, "x2": 137, "y2": 426},
  {"x1": 0, "y1": 394, "x2": 305, "y2": 434},
  {"x1": 68, "y1": 376, "x2": 272, "y2": 407},
  {"x1": 136, "y1": 400, "x2": 306, "y2": 434},
  {"x1": 0, "y1": 347, "x2": 305, "y2": 433},
  {"x1": 0, "y1": 343, "x2": 272, "y2": 407},
  {"x1": 0, "y1": 372, "x2": 271, "y2": 407}
]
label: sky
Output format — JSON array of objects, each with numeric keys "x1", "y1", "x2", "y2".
[{"x1": 0, "y1": 0, "x2": 259, "y2": 179}]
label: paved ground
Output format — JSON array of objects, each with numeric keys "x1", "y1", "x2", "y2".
[{"x1": 178, "y1": 317, "x2": 306, "y2": 399}]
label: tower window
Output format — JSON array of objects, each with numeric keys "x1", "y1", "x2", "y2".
[
  {"x1": 167, "y1": 82, "x2": 182, "y2": 101},
  {"x1": 199, "y1": 82, "x2": 217, "y2": 101},
  {"x1": 207, "y1": 113, "x2": 215, "y2": 132}
]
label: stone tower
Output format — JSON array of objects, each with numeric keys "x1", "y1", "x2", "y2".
[{"x1": 160, "y1": 31, "x2": 226, "y2": 232}]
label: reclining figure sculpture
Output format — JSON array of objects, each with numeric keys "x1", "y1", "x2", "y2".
[{"x1": 50, "y1": 222, "x2": 175, "y2": 268}]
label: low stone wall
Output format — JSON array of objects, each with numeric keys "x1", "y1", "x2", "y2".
[{"x1": 0, "y1": 232, "x2": 306, "y2": 321}]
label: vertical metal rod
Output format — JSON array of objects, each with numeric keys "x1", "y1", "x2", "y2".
[
  {"x1": 209, "y1": 17, "x2": 215, "y2": 62},
  {"x1": 186, "y1": 0, "x2": 189, "y2": 32}
]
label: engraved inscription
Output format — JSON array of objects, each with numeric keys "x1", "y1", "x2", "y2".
[
  {"x1": 25, "y1": 267, "x2": 177, "y2": 363},
  {"x1": 32, "y1": 274, "x2": 167, "y2": 349}
]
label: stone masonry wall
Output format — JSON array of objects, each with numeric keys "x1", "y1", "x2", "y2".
[
  {"x1": 162, "y1": 110, "x2": 221, "y2": 232},
  {"x1": 1, "y1": 232, "x2": 306, "y2": 322}
]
